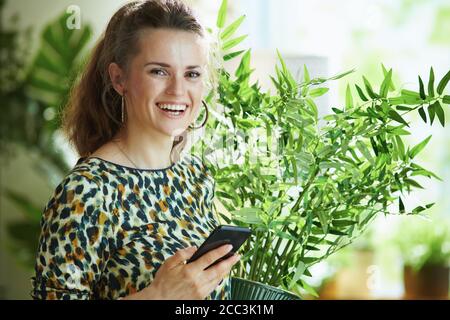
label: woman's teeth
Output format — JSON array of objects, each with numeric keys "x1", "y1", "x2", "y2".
[{"x1": 157, "y1": 103, "x2": 188, "y2": 116}]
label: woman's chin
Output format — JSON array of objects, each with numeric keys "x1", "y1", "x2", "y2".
[{"x1": 157, "y1": 124, "x2": 189, "y2": 139}]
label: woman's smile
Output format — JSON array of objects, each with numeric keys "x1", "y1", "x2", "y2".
[{"x1": 155, "y1": 102, "x2": 190, "y2": 119}]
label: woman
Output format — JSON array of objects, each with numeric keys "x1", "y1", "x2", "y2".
[{"x1": 31, "y1": 0, "x2": 239, "y2": 300}]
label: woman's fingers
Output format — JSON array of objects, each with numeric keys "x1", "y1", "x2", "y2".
[
  {"x1": 199, "y1": 254, "x2": 241, "y2": 295},
  {"x1": 163, "y1": 246, "x2": 197, "y2": 270},
  {"x1": 191, "y1": 244, "x2": 234, "y2": 271},
  {"x1": 152, "y1": 245, "x2": 240, "y2": 300},
  {"x1": 204, "y1": 252, "x2": 240, "y2": 283}
]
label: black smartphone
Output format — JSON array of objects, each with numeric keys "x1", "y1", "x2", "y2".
[{"x1": 187, "y1": 225, "x2": 252, "y2": 269}]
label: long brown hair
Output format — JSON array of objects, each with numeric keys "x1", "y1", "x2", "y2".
[{"x1": 62, "y1": 0, "x2": 206, "y2": 157}]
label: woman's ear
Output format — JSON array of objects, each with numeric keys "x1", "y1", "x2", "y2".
[{"x1": 108, "y1": 62, "x2": 126, "y2": 95}]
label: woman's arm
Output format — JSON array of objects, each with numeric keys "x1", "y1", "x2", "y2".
[{"x1": 31, "y1": 174, "x2": 114, "y2": 300}]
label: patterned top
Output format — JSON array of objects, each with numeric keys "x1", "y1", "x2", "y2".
[{"x1": 31, "y1": 154, "x2": 231, "y2": 300}]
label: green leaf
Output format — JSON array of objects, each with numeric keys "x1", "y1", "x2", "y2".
[
  {"x1": 355, "y1": 84, "x2": 368, "y2": 101},
  {"x1": 404, "y1": 178, "x2": 424, "y2": 189},
  {"x1": 304, "y1": 245, "x2": 321, "y2": 251},
  {"x1": 388, "y1": 125, "x2": 410, "y2": 135},
  {"x1": 356, "y1": 140, "x2": 374, "y2": 164},
  {"x1": 418, "y1": 76, "x2": 426, "y2": 100},
  {"x1": 230, "y1": 207, "x2": 263, "y2": 225},
  {"x1": 300, "y1": 279, "x2": 319, "y2": 298},
  {"x1": 308, "y1": 87, "x2": 329, "y2": 98},
  {"x1": 437, "y1": 70, "x2": 450, "y2": 94},
  {"x1": 434, "y1": 101, "x2": 445, "y2": 127},
  {"x1": 411, "y1": 163, "x2": 442, "y2": 181},
  {"x1": 329, "y1": 229, "x2": 348, "y2": 236},
  {"x1": 276, "y1": 49, "x2": 296, "y2": 88},
  {"x1": 332, "y1": 219, "x2": 357, "y2": 227},
  {"x1": 389, "y1": 97, "x2": 406, "y2": 104},
  {"x1": 380, "y1": 69, "x2": 392, "y2": 98},
  {"x1": 363, "y1": 76, "x2": 378, "y2": 99},
  {"x1": 399, "y1": 90, "x2": 422, "y2": 105},
  {"x1": 305, "y1": 97, "x2": 318, "y2": 119},
  {"x1": 388, "y1": 110, "x2": 409, "y2": 127},
  {"x1": 316, "y1": 210, "x2": 329, "y2": 234},
  {"x1": 27, "y1": 13, "x2": 92, "y2": 108},
  {"x1": 289, "y1": 261, "x2": 306, "y2": 289},
  {"x1": 34, "y1": 51, "x2": 66, "y2": 77},
  {"x1": 399, "y1": 197, "x2": 405, "y2": 213},
  {"x1": 409, "y1": 135, "x2": 432, "y2": 159},
  {"x1": 443, "y1": 95, "x2": 450, "y2": 104},
  {"x1": 220, "y1": 14, "x2": 245, "y2": 40},
  {"x1": 235, "y1": 49, "x2": 251, "y2": 78},
  {"x1": 401, "y1": 89, "x2": 420, "y2": 97},
  {"x1": 223, "y1": 50, "x2": 245, "y2": 61},
  {"x1": 222, "y1": 34, "x2": 248, "y2": 51},
  {"x1": 5, "y1": 190, "x2": 42, "y2": 223},
  {"x1": 28, "y1": 76, "x2": 66, "y2": 94},
  {"x1": 303, "y1": 65, "x2": 310, "y2": 83},
  {"x1": 412, "y1": 205, "x2": 427, "y2": 214},
  {"x1": 291, "y1": 156, "x2": 298, "y2": 184},
  {"x1": 395, "y1": 105, "x2": 414, "y2": 111},
  {"x1": 345, "y1": 84, "x2": 353, "y2": 109},
  {"x1": 216, "y1": 0, "x2": 228, "y2": 28},
  {"x1": 418, "y1": 106, "x2": 427, "y2": 123},
  {"x1": 382, "y1": 64, "x2": 396, "y2": 91},
  {"x1": 395, "y1": 136, "x2": 405, "y2": 159},
  {"x1": 428, "y1": 103, "x2": 436, "y2": 125},
  {"x1": 329, "y1": 69, "x2": 355, "y2": 80},
  {"x1": 428, "y1": 67, "x2": 435, "y2": 97}
]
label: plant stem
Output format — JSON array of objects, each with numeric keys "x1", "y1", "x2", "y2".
[
  {"x1": 254, "y1": 230, "x2": 273, "y2": 281},
  {"x1": 248, "y1": 229, "x2": 262, "y2": 280},
  {"x1": 268, "y1": 235, "x2": 294, "y2": 285},
  {"x1": 262, "y1": 167, "x2": 320, "y2": 285},
  {"x1": 269, "y1": 227, "x2": 300, "y2": 285},
  {"x1": 262, "y1": 226, "x2": 285, "y2": 283},
  {"x1": 291, "y1": 166, "x2": 320, "y2": 213},
  {"x1": 252, "y1": 190, "x2": 284, "y2": 281}
]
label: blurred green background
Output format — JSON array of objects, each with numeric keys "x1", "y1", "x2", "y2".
[{"x1": 1, "y1": 0, "x2": 449, "y2": 299}]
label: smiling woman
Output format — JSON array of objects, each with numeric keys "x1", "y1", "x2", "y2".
[{"x1": 30, "y1": 0, "x2": 240, "y2": 300}]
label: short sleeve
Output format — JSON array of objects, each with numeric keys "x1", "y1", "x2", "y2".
[{"x1": 31, "y1": 173, "x2": 115, "y2": 300}]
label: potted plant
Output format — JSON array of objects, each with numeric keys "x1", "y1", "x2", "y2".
[
  {"x1": 191, "y1": 0, "x2": 450, "y2": 299},
  {"x1": 390, "y1": 216, "x2": 450, "y2": 299}
]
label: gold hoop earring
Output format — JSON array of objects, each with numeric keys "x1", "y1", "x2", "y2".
[
  {"x1": 121, "y1": 95, "x2": 125, "y2": 123},
  {"x1": 189, "y1": 100, "x2": 209, "y2": 130}
]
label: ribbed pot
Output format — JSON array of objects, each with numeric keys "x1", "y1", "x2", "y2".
[{"x1": 231, "y1": 277, "x2": 301, "y2": 300}]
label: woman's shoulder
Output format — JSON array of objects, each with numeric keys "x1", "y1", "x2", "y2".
[
  {"x1": 69, "y1": 156, "x2": 109, "y2": 186},
  {"x1": 48, "y1": 159, "x2": 105, "y2": 205},
  {"x1": 46, "y1": 156, "x2": 117, "y2": 210}
]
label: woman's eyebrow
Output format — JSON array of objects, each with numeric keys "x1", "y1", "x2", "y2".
[{"x1": 144, "y1": 62, "x2": 201, "y2": 69}]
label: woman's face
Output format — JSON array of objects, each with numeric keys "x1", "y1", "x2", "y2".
[{"x1": 115, "y1": 28, "x2": 208, "y2": 138}]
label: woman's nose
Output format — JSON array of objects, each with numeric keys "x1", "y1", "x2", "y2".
[{"x1": 165, "y1": 75, "x2": 186, "y2": 96}]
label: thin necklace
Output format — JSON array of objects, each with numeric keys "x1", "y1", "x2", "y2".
[
  {"x1": 113, "y1": 141, "x2": 140, "y2": 169},
  {"x1": 113, "y1": 141, "x2": 173, "y2": 169}
]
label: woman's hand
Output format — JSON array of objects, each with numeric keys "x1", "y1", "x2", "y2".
[{"x1": 124, "y1": 244, "x2": 240, "y2": 300}]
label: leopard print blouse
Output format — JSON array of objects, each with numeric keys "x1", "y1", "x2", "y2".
[{"x1": 30, "y1": 154, "x2": 231, "y2": 300}]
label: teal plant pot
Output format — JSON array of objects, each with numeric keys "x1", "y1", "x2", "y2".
[{"x1": 231, "y1": 277, "x2": 301, "y2": 300}]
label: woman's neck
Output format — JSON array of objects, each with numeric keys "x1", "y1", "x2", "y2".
[{"x1": 114, "y1": 124, "x2": 175, "y2": 170}]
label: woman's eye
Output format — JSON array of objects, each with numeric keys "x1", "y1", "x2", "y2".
[
  {"x1": 186, "y1": 71, "x2": 201, "y2": 79},
  {"x1": 150, "y1": 69, "x2": 167, "y2": 76}
]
